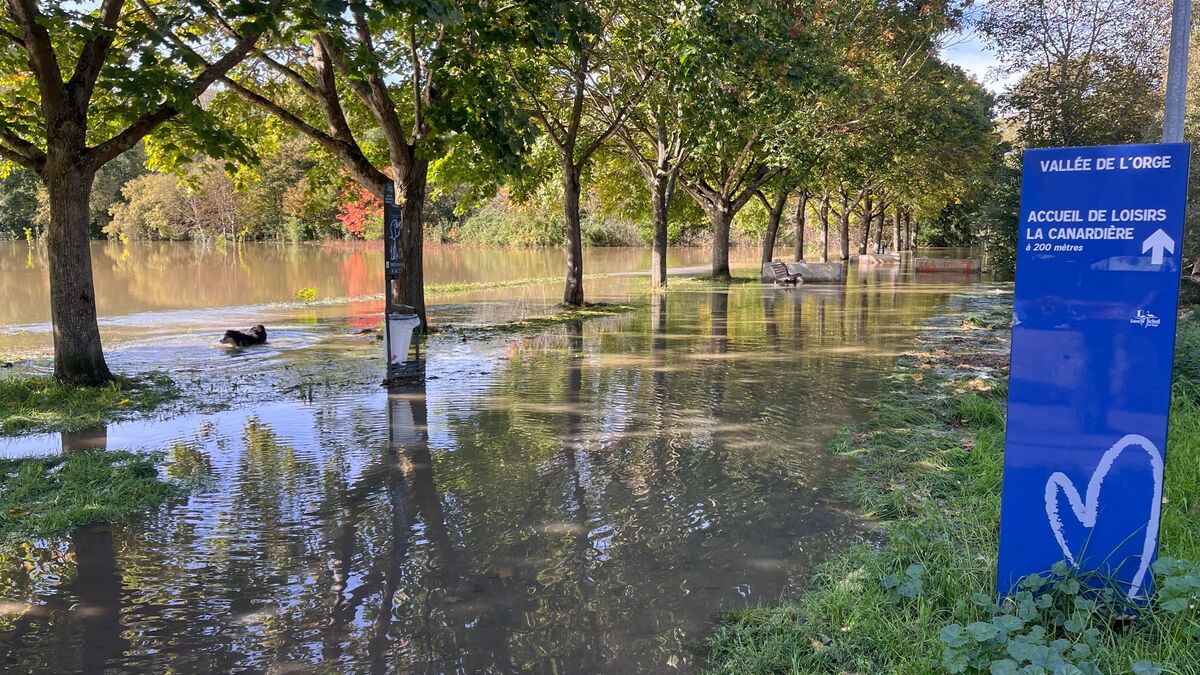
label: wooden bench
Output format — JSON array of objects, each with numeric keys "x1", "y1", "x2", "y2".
[{"x1": 770, "y1": 260, "x2": 802, "y2": 286}]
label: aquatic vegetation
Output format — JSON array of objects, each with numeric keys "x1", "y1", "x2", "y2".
[
  {"x1": 0, "y1": 372, "x2": 178, "y2": 435},
  {"x1": 671, "y1": 273, "x2": 762, "y2": 286},
  {"x1": 294, "y1": 287, "x2": 318, "y2": 303},
  {"x1": 0, "y1": 451, "x2": 177, "y2": 542},
  {"x1": 439, "y1": 303, "x2": 637, "y2": 338},
  {"x1": 425, "y1": 274, "x2": 605, "y2": 296},
  {"x1": 705, "y1": 294, "x2": 1200, "y2": 674}
]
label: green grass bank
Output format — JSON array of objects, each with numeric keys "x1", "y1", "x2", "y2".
[
  {"x1": 706, "y1": 291, "x2": 1200, "y2": 674},
  {"x1": 0, "y1": 372, "x2": 178, "y2": 435},
  {"x1": 0, "y1": 451, "x2": 179, "y2": 543}
]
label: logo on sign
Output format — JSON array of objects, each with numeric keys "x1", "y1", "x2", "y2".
[{"x1": 1130, "y1": 310, "x2": 1162, "y2": 328}]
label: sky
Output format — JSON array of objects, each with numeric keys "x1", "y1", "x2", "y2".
[{"x1": 940, "y1": 28, "x2": 1018, "y2": 94}]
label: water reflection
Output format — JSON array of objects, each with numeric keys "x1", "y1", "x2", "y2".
[
  {"x1": 61, "y1": 427, "x2": 108, "y2": 454},
  {"x1": 0, "y1": 242, "x2": 750, "y2": 360},
  {"x1": 0, "y1": 277, "x2": 977, "y2": 673}
]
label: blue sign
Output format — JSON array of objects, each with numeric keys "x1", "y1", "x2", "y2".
[
  {"x1": 997, "y1": 143, "x2": 1190, "y2": 600},
  {"x1": 384, "y1": 182, "x2": 403, "y2": 272}
]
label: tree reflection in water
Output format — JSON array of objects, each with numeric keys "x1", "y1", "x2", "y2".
[{"x1": 0, "y1": 278, "x2": 969, "y2": 673}]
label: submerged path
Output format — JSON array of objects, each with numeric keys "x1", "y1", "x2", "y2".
[{"x1": 0, "y1": 266, "x2": 985, "y2": 672}]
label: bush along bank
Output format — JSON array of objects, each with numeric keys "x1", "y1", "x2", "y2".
[{"x1": 705, "y1": 290, "x2": 1200, "y2": 674}]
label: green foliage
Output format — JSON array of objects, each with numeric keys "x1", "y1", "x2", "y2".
[
  {"x1": 979, "y1": 154, "x2": 1023, "y2": 278},
  {"x1": 105, "y1": 172, "x2": 191, "y2": 241},
  {"x1": 456, "y1": 191, "x2": 565, "y2": 247},
  {"x1": 938, "y1": 557, "x2": 1200, "y2": 674},
  {"x1": 970, "y1": 1, "x2": 1170, "y2": 273},
  {"x1": 958, "y1": 394, "x2": 1007, "y2": 428},
  {"x1": 0, "y1": 0, "x2": 275, "y2": 169},
  {"x1": 938, "y1": 564, "x2": 1143, "y2": 674},
  {"x1": 0, "y1": 451, "x2": 177, "y2": 541},
  {"x1": 884, "y1": 563, "x2": 927, "y2": 600},
  {"x1": 1151, "y1": 557, "x2": 1200, "y2": 616},
  {"x1": 104, "y1": 142, "x2": 348, "y2": 242},
  {"x1": 0, "y1": 168, "x2": 40, "y2": 240},
  {"x1": 454, "y1": 183, "x2": 642, "y2": 247},
  {"x1": 0, "y1": 373, "x2": 178, "y2": 435},
  {"x1": 89, "y1": 145, "x2": 151, "y2": 237},
  {"x1": 294, "y1": 287, "x2": 317, "y2": 303},
  {"x1": 979, "y1": 0, "x2": 1168, "y2": 150},
  {"x1": 587, "y1": 150, "x2": 707, "y2": 244}
]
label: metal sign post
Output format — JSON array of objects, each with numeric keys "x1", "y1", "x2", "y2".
[
  {"x1": 383, "y1": 181, "x2": 423, "y2": 385},
  {"x1": 996, "y1": 144, "x2": 1191, "y2": 599},
  {"x1": 1164, "y1": 0, "x2": 1193, "y2": 144}
]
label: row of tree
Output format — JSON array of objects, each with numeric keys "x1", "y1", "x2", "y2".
[{"x1": 1, "y1": 0, "x2": 997, "y2": 384}]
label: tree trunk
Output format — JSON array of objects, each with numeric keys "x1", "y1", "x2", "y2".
[
  {"x1": 892, "y1": 207, "x2": 901, "y2": 253},
  {"x1": 874, "y1": 201, "x2": 885, "y2": 254},
  {"x1": 904, "y1": 210, "x2": 913, "y2": 250},
  {"x1": 838, "y1": 193, "x2": 851, "y2": 261},
  {"x1": 710, "y1": 205, "x2": 733, "y2": 278},
  {"x1": 759, "y1": 190, "x2": 788, "y2": 266},
  {"x1": 396, "y1": 158, "x2": 429, "y2": 328},
  {"x1": 74, "y1": 525, "x2": 127, "y2": 673},
  {"x1": 818, "y1": 193, "x2": 830, "y2": 263},
  {"x1": 858, "y1": 196, "x2": 872, "y2": 256},
  {"x1": 45, "y1": 164, "x2": 112, "y2": 385},
  {"x1": 562, "y1": 160, "x2": 585, "y2": 305},
  {"x1": 650, "y1": 173, "x2": 670, "y2": 289},
  {"x1": 794, "y1": 191, "x2": 807, "y2": 262},
  {"x1": 760, "y1": 208, "x2": 779, "y2": 265}
]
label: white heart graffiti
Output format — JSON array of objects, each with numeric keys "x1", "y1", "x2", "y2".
[{"x1": 1043, "y1": 433, "x2": 1163, "y2": 599}]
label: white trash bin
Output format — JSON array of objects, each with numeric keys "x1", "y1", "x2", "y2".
[{"x1": 386, "y1": 313, "x2": 422, "y2": 365}]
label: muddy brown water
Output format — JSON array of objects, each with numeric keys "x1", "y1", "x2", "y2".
[{"x1": 0, "y1": 242, "x2": 983, "y2": 673}]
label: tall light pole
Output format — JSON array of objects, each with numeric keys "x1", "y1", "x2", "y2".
[{"x1": 1164, "y1": 0, "x2": 1193, "y2": 143}]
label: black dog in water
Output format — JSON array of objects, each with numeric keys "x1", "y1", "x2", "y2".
[{"x1": 221, "y1": 324, "x2": 267, "y2": 347}]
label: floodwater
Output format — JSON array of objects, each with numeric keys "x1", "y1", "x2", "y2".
[
  {"x1": 0, "y1": 242, "x2": 983, "y2": 673},
  {"x1": 0, "y1": 242, "x2": 720, "y2": 357}
]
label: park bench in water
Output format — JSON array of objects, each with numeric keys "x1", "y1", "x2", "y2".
[{"x1": 770, "y1": 260, "x2": 803, "y2": 286}]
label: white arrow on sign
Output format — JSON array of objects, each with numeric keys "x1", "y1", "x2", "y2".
[{"x1": 1142, "y1": 228, "x2": 1175, "y2": 265}]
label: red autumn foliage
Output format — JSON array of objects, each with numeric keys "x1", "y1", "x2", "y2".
[{"x1": 336, "y1": 185, "x2": 382, "y2": 238}]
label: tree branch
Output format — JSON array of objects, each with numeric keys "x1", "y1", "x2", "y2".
[
  {"x1": 65, "y1": 0, "x2": 126, "y2": 106},
  {"x1": 88, "y1": 2, "x2": 279, "y2": 166},
  {"x1": 221, "y1": 77, "x2": 332, "y2": 145},
  {"x1": 253, "y1": 49, "x2": 322, "y2": 102},
  {"x1": 6, "y1": 0, "x2": 67, "y2": 113},
  {"x1": 317, "y1": 27, "x2": 410, "y2": 167},
  {"x1": 306, "y1": 35, "x2": 361, "y2": 145},
  {"x1": 408, "y1": 18, "x2": 424, "y2": 141},
  {"x1": 0, "y1": 127, "x2": 42, "y2": 162},
  {"x1": 0, "y1": 26, "x2": 24, "y2": 48},
  {"x1": 0, "y1": 141, "x2": 39, "y2": 170},
  {"x1": 221, "y1": 75, "x2": 389, "y2": 196},
  {"x1": 731, "y1": 166, "x2": 776, "y2": 213},
  {"x1": 578, "y1": 81, "x2": 651, "y2": 167}
]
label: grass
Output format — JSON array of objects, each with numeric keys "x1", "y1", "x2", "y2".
[
  {"x1": 438, "y1": 302, "x2": 637, "y2": 338},
  {"x1": 705, "y1": 297, "x2": 1200, "y2": 674},
  {"x1": 0, "y1": 372, "x2": 178, "y2": 435},
  {"x1": 671, "y1": 273, "x2": 762, "y2": 286},
  {"x1": 0, "y1": 451, "x2": 178, "y2": 542}
]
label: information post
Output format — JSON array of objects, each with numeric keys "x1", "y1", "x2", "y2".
[{"x1": 997, "y1": 143, "x2": 1191, "y2": 599}]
